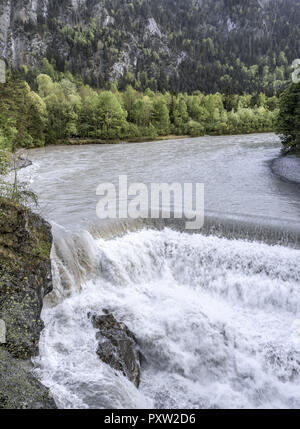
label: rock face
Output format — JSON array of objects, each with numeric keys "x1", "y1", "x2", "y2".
[
  {"x1": 91, "y1": 311, "x2": 141, "y2": 388},
  {"x1": 0, "y1": 0, "x2": 299, "y2": 93},
  {"x1": 0, "y1": 197, "x2": 56, "y2": 408},
  {"x1": 0, "y1": 348, "x2": 56, "y2": 409}
]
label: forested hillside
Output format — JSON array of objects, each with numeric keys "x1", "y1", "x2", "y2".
[
  {"x1": 0, "y1": 65, "x2": 279, "y2": 173},
  {"x1": 276, "y1": 82, "x2": 300, "y2": 153},
  {"x1": 0, "y1": 0, "x2": 299, "y2": 94}
]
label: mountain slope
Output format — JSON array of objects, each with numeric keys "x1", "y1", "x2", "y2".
[{"x1": 0, "y1": 0, "x2": 299, "y2": 93}]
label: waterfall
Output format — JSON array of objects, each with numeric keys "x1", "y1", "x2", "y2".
[{"x1": 33, "y1": 222, "x2": 300, "y2": 409}]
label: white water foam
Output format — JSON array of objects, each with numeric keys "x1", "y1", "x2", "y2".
[{"x1": 34, "y1": 228, "x2": 300, "y2": 409}]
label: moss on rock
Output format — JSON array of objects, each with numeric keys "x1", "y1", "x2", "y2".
[
  {"x1": 0, "y1": 197, "x2": 52, "y2": 358},
  {"x1": 0, "y1": 197, "x2": 56, "y2": 408}
]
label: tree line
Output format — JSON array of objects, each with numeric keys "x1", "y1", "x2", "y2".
[
  {"x1": 0, "y1": 64, "x2": 280, "y2": 173},
  {"x1": 276, "y1": 82, "x2": 300, "y2": 154}
]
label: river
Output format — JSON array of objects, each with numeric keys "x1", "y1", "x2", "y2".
[{"x1": 18, "y1": 133, "x2": 300, "y2": 409}]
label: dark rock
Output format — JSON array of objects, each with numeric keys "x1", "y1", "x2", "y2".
[
  {"x1": 0, "y1": 197, "x2": 56, "y2": 408},
  {"x1": 0, "y1": 197, "x2": 53, "y2": 358},
  {"x1": 90, "y1": 311, "x2": 141, "y2": 387},
  {"x1": 0, "y1": 347, "x2": 56, "y2": 409}
]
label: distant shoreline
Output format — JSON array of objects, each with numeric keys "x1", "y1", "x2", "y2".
[
  {"x1": 58, "y1": 135, "x2": 190, "y2": 146},
  {"x1": 56, "y1": 130, "x2": 276, "y2": 146}
]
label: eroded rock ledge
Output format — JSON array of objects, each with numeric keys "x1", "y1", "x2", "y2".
[
  {"x1": 0, "y1": 197, "x2": 56, "y2": 409},
  {"x1": 90, "y1": 311, "x2": 142, "y2": 388}
]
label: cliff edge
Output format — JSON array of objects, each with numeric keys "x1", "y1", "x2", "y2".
[{"x1": 0, "y1": 197, "x2": 56, "y2": 408}]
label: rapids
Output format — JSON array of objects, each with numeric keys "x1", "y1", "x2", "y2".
[{"x1": 15, "y1": 133, "x2": 300, "y2": 409}]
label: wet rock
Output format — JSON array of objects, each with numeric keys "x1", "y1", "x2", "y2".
[{"x1": 90, "y1": 311, "x2": 141, "y2": 387}]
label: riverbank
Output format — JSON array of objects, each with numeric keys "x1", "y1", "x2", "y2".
[
  {"x1": 0, "y1": 197, "x2": 56, "y2": 408},
  {"x1": 57, "y1": 131, "x2": 275, "y2": 146},
  {"x1": 59, "y1": 135, "x2": 190, "y2": 146},
  {"x1": 271, "y1": 154, "x2": 300, "y2": 185}
]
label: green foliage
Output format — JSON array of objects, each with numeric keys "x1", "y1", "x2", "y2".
[
  {"x1": 0, "y1": 179, "x2": 38, "y2": 208},
  {"x1": 0, "y1": 70, "x2": 280, "y2": 165},
  {"x1": 0, "y1": 72, "x2": 46, "y2": 150},
  {"x1": 188, "y1": 120, "x2": 205, "y2": 137},
  {"x1": 173, "y1": 96, "x2": 189, "y2": 134},
  {"x1": 26, "y1": 0, "x2": 299, "y2": 95},
  {"x1": 152, "y1": 98, "x2": 170, "y2": 136},
  {"x1": 0, "y1": 129, "x2": 13, "y2": 174},
  {"x1": 37, "y1": 74, "x2": 80, "y2": 143},
  {"x1": 276, "y1": 83, "x2": 300, "y2": 154},
  {"x1": 132, "y1": 96, "x2": 153, "y2": 127},
  {"x1": 96, "y1": 91, "x2": 127, "y2": 139}
]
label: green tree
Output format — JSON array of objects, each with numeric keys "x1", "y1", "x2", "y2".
[
  {"x1": 97, "y1": 91, "x2": 128, "y2": 139},
  {"x1": 0, "y1": 73, "x2": 46, "y2": 149},
  {"x1": 37, "y1": 74, "x2": 80, "y2": 142},
  {"x1": 122, "y1": 85, "x2": 138, "y2": 122},
  {"x1": 78, "y1": 85, "x2": 99, "y2": 137},
  {"x1": 152, "y1": 98, "x2": 170, "y2": 135},
  {"x1": 132, "y1": 96, "x2": 153, "y2": 127},
  {"x1": 276, "y1": 83, "x2": 300, "y2": 153},
  {"x1": 188, "y1": 120, "x2": 205, "y2": 137},
  {"x1": 173, "y1": 96, "x2": 189, "y2": 134}
]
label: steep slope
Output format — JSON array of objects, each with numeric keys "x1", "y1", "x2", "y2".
[
  {"x1": 0, "y1": 197, "x2": 56, "y2": 408},
  {"x1": 0, "y1": 0, "x2": 299, "y2": 93}
]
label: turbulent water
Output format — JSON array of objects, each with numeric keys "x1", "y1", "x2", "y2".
[{"x1": 17, "y1": 133, "x2": 300, "y2": 409}]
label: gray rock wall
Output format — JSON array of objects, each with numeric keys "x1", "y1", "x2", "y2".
[{"x1": 0, "y1": 197, "x2": 56, "y2": 408}]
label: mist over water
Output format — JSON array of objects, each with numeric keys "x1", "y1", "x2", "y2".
[{"x1": 18, "y1": 134, "x2": 300, "y2": 409}]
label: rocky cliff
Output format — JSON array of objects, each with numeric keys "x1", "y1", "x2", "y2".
[
  {"x1": 0, "y1": 197, "x2": 56, "y2": 408},
  {"x1": 0, "y1": 0, "x2": 299, "y2": 94}
]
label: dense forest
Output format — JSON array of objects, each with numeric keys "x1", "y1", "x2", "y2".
[
  {"x1": 1, "y1": 0, "x2": 299, "y2": 171},
  {"x1": 276, "y1": 82, "x2": 300, "y2": 153},
  {"x1": 0, "y1": 61, "x2": 280, "y2": 172},
  {"x1": 1, "y1": 0, "x2": 299, "y2": 94}
]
